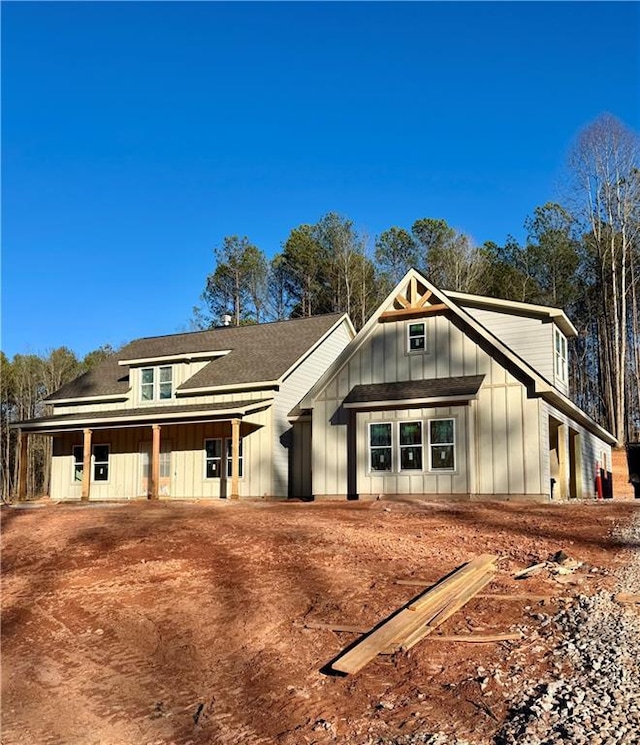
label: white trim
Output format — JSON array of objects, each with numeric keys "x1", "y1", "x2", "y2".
[
  {"x1": 398, "y1": 420, "x2": 424, "y2": 472},
  {"x1": 51, "y1": 393, "x2": 129, "y2": 405},
  {"x1": 279, "y1": 314, "x2": 356, "y2": 383},
  {"x1": 204, "y1": 437, "x2": 223, "y2": 480},
  {"x1": 176, "y1": 381, "x2": 279, "y2": 396},
  {"x1": 344, "y1": 393, "x2": 478, "y2": 410},
  {"x1": 92, "y1": 443, "x2": 111, "y2": 483},
  {"x1": 119, "y1": 350, "x2": 231, "y2": 366},
  {"x1": 19, "y1": 400, "x2": 274, "y2": 432},
  {"x1": 443, "y1": 290, "x2": 578, "y2": 337},
  {"x1": 406, "y1": 320, "x2": 427, "y2": 354},
  {"x1": 427, "y1": 417, "x2": 456, "y2": 473},
  {"x1": 368, "y1": 421, "x2": 393, "y2": 473}
]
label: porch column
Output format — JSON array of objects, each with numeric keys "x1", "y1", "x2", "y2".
[
  {"x1": 574, "y1": 433, "x2": 583, "y2": 499},
  {"x1": 557, "y1": 423, "x2": 569, "y2": 499},
  {"x1": 81, "y1": 428, "x2": 92, "y2": 501},
  {"x1": 17, "y1": 430, "x2": 28, "y2": 501},
  {"x1": 151, "y1": 424, "x2": 161, "y2": 500},
  {"x1": 230, "y1": 418, "x2": 240, "y2": 500}
]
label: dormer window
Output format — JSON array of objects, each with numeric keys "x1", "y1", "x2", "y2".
[
  {"x1": 554, "y1": 329, "x2": 567, "y2": 383},
  {"x1": 141, "y1": 366, "x2": 173, "y2": 401}
]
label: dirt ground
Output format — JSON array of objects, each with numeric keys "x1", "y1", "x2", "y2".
[{"x1": 2, "y1": 492, "x2": 639, "y2": 745}]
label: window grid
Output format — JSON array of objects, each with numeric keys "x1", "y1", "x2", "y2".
[
  {"x1": 140, "y1": 366, "x2": 173, "y2": 402},
  {"x1": 428, "y1": 419, "x2": 455, "y2": 471},
  {"x1": 369, "y1": 422, "x2": 393, "y2": 472},
  {"x1": 407, "y1": 322, "x2": 426, "y2": 353}
]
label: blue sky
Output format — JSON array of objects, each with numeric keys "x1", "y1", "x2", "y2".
[{"x1": 2, "y1": 1, "x2": 639, "y2": 359}]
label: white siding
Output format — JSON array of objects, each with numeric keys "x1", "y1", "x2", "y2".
[
  {"x1": 462, "y1": 307, "x2": 557, "y2": 385},
  {"x1": 312, "y1": 313, "x2": 547, "y2": 499},
  {"x1": 542, "y1": 401, "x2": 611, "y2": 500},
  {"x1": 271, "y1": 320, "x2": 353, "y2": 498}
]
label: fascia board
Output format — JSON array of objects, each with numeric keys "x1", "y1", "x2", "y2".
[
  {"x1": 49, "y1": 393, "x2": 130, "y2": 405},
  {"x1": 176, "y1": 381, "x2": 279, "y2": 395},
  {"x1": 279, "y1": 314, "x2": 356, "y2": 384},
  {"x1": 443, "y1": 290, "x2": 578, "y2": 337},
  {"x1": 12, "y1": 403, "x2": 267, "y2": 433},
  {"x1": 298, "y1": 273, "x2": 426, "y2": 409},
  {"x1": 118, "y1": 350, "x2": 231, "y2": 366},
  {"x1": 343, "y1": 394, "x2": 477, "y2": 410}
]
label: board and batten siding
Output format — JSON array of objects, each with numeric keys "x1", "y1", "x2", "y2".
[
  {"x1": 271, "y1": 320, "x2": 353, "y2": 498},
  {"x1": 312, "y1": 313, "x2": 546, "y2": 499},
  {"x1": 540, "y1": 401, "x2": 611, "y2": 500},
  {"x1": 49, "y1": 410, "x2": 272, "y2": 500},
  {"x1": 460, "y1": 307, "x2": 569, "y2": 397}
]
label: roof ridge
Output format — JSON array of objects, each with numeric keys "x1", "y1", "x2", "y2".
[{"x1": 128, "y1": 312, "x2": 345, "y2": 345}]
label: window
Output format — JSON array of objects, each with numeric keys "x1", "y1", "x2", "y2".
[
  {"x1": 555, "y1": 329, "x2": 567, "y2": 383},
  {"x1": 369, "y1": 423, "x2": 392, "y2": 472},
  {"x1": 73, "y1": 445, "x2": 84, "y2": 482},
  {"x1": 205, "y1": 439, "x2": 222, "y2": 479},
  {"x1": 225, "y1": 438, "x2": 244, "y2": 478},
  {"x1": 93, "y1": 445, "x2": 110, "y2": 481},
  {"x1": 399, "y1": 421, "x2": 423, "y2": 470},
  {"x1": 140, "y1": 366, "x2": 173, "y2": 401},
  {"x1": 429, "y1": 419, "x2": 455, "y2": 471},
  {"x1": 407, "y1": 322, "x2": 426, "y2": 353},
  {"x1": 73, "y1": 445, "x2": 110, "y2": 482}
]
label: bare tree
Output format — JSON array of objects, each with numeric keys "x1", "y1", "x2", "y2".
[{"x1": 567, "y1": 114, "x2": 640, "y2": 442}]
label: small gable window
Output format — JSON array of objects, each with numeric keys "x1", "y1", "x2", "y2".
[
  {"x1": 407, "y1": 322, "x2": 426, "y2": 353},
  {"x1": 141, "y1": 366, "x2": 173, "y2": 401}
]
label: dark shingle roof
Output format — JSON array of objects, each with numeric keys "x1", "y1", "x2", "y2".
[
  {"x1": 47, "y1": 314, "x2": 345, "y2": 402},
  {"x1": 343, "y1": 375, "x2": 485, "y2": 405}
]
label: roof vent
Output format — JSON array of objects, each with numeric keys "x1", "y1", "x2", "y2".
[{"x1": 222, "y1": 314, "x2": 232, "y2": 326}]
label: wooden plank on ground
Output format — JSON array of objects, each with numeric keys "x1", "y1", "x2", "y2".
[
  {"x1": 330, "y1": 555, "x2": 497, "y2": 675},
  {"x1": 399, "y1": 568, "x2": 496, "y2": 652}
]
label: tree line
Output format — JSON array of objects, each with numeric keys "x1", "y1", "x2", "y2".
[
  {"x1": 2, "y1": 113, "x2": 638, "y2": 499},
  {"x1": 1, "y1": 346, "x2": 114, "y2": 499},
  {"x1": 195, "y1": 115, "x2": 639, "y2": 445}
]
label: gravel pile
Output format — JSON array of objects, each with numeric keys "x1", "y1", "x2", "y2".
[
  {"x1": 373, "y1": 509, "x2": 640, "y2": 745},
  {"x1": 495, "y1": 509, "x2": 640, "y2": 745}
]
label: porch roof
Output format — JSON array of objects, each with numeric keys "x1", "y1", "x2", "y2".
[
  {"x1": 342, "y1": 375, "x2": 485, "y2": 410},
  {"x1": 13, "y1": 398, "x2": 273, "y2": 434}
]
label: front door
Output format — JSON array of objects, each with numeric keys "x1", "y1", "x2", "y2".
[{"x1": 139, "y1": 441, "x2": 172, "y2": 497}]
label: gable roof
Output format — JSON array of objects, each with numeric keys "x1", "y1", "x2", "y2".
[
  {"x1": 299, "y1": 269, "x2": 616, "y2": 446},
  {"x1": 443, "y1": 290, "x2": 578, "y2": 337},
  {"x1": 47, "y1": 313, "x2": 350, "y2": 402}
]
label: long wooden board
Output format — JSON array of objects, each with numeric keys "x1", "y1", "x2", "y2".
[{"x1": 331, "y1": 555, "x2": 497, "y2": 675}]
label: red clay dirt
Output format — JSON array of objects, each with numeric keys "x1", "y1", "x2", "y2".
[{"x1": 2, "y1": 494, "x2": 638, "y2": 745}]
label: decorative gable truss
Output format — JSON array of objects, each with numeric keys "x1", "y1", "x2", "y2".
[{"x1": 379, "y1": 276, "x2": 448, "y2": 323}]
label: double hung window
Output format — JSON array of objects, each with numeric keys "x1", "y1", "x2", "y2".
[
  {"x1": 399, "y1": 422, "x2": 423, "y2": 470},
  {"x1": 368, "y1": 418, "x2": 455, "y2": 473},
  {"x1": 429, "y1": 419, "x2": 455, "y2": 471},
  {"x1": 205, "y1": 439, "x2": 222, "y2": 479},
  {"x1": 554, "y1": 329, "x2": 567, "y2": 383},
  {"x1": 141, "y1": 366, "x2": 173, "y2": 401},
  {"x1": 73, "y1": 444, "x2": 110, "y2": 482},
  {"x1": 407, "y1": 322, "x2": 426, "y2": 352},
  {"x1": 204, "y1": 438, "x2": 244, "y2": 478},
  {"x1": 369, "y1": 423, "x2": 392, "y2": 472}
]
